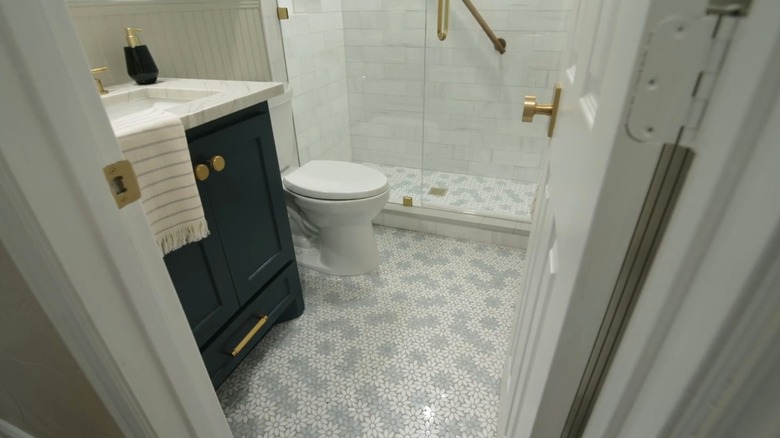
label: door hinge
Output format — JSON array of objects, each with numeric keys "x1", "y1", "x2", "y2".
[
  {"x1": 277, "y1": 7, "x2": 289, "y2": 20},
  {"x1": 707, "y1": 0, "x2": 752, "y2": 16},
  {"x1": 627, "y1": 3, "x2": 746, "y2": 147},
  {"x1": 103, "y1": 160, "x2": 141, "y2": 209}
]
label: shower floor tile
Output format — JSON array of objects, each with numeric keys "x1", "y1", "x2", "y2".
[
  {"x1": 218, "y1": 226, "x2": 526, "y2": 437},
  {"x1": 361, "y1": 163, "x2": 537, "y2": 219}
]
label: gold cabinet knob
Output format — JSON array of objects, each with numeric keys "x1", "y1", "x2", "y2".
[
  {"x1": 194, "y1": 164, "x2": 210, "y2": 181},
  {"x1": 209, "y1": 155, "x2": 226, "y2": 172},
  {"x1": 522, "y1": 84, "x2": 562, "y2": 138}
]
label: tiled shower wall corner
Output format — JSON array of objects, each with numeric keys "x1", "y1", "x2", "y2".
[
  {"x1": 277, "y1": 0, "x2": 352, "y2": 164},
  {"x1": 68, "y1": 2, "x2": 272, "y2": 87},
  {"x1": 344, "y1": 0, "x2": 573, "y2": 183}
]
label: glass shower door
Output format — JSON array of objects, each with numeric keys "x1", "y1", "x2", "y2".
[
  {"x1": 342, "y1": 2, "x2": 427, "y2": 206},
  {"x1": 420, "y1": 0, "x2": 570, "y2": 220}
]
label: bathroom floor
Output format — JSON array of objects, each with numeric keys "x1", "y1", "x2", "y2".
[
  {"x1": 361, "y1": 163, "x2": 537, "y2": 219},
  {"x1": 218, "y1": 226, "x2": 526, "y2": 437}
]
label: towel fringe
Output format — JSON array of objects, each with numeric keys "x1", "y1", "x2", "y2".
[{"x1": 157, "y1": 219, "x2": 210, "y2": 255}]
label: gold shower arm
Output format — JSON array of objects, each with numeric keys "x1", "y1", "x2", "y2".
[{"x1": 437, "y1": 0, "x2": 507, "y2": 55}]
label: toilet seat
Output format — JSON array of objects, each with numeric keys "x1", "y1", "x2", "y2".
[{"x1": 283, "y1": 160, "x2": 389, "y2": 200}]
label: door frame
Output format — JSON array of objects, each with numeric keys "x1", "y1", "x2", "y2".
[
  {"x1": 0, "y1": 2, "x2": 231, "y2": 436},
  {"x1": 500, "y1": 0, "x2": 780, "y2": 437},
  {"x1": 584, "y1": 0, "x2": 780, "y2": 435}
]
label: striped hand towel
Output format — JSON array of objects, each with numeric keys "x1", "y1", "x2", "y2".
[{"x1": 111, "y1": 107, "x2": 209, "y2": 255}]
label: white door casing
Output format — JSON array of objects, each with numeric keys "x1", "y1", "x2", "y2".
[{"x1": 0, "y1": 2, "x2": 232, "y2": 436}]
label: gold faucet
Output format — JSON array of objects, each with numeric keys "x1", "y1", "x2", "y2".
[{"x1": 90, "y1": 66, "x2": 109, "y2": 95}]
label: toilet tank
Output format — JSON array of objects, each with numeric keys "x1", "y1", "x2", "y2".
[{"x1": 268, "y1": 84, "x2": 299, "y2": 174}]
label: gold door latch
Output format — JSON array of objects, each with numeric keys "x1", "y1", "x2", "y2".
[
  {"x1": 522, "y1": 84, "x2": 562, "y2": 138},
  {"x1": 103, "y1": 160, "x2": 141, "y2": 209}
]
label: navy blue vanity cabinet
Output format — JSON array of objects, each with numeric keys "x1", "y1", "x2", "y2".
[
  {"x1": 164, "y1": 102, "x2": 304, "y2": 389},
  {"x1": 163, "y1": 207, "x2": 239, "y2": 348}
]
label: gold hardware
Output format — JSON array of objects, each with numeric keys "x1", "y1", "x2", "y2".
[
  {"x1": 428, "y1": 187, "x2": 448, "y2": 197},
  {"x1": 277, "y1": 7, "x2": 289, "y2": 20},
  {"x1": 125, "y1": 28, "x2": 143, "y2": 48},
  {"x1": 209, "y1": 155, "x2": 226, "y2": 172},
  {"x1": 403, "y1": 196, "x2": 413, "y2": 207},
  {"x1": 103, "y1": 160, "x2": 141, "y2": 209},
  {"x1": 194, "y1": 164, "x2": 210, "y2": 181},
  {"x1": 231, "y1": 315, "x2": 269, "y2": 356},
  {"x1": 522, "y1": 84, "x2": 562, "y2": 138},
  {"x1": 437, "y1": 0, "x2": 450, "y2": 40},
  {"x1": 90, "y1": 66, "x2": 109, "y2": 95},
  {"x1": 461, "y1": 0, "x2": 506, "y2": 54}
]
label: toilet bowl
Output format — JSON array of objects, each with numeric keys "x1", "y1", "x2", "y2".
[{"x1": 283, "y1": 160, "x2": 389, "y2": 276}]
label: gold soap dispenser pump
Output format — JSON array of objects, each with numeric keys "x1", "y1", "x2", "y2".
[{"x1": 124, "y1": 27, "x2": 159, "y2": 85}]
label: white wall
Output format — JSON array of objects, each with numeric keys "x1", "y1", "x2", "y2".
[
  {"x1": 344, "y1": 0, "x2": 572, "y2": 182},
  {"x1": 278, "y1": 0, "x2": 353, "y2": 164},
  {"x1": 0, "y1": 242, "x2": 123, "y2": 438}
]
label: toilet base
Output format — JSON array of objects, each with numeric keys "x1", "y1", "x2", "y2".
[{"x1": 294, "y1": 224, "x2": 380, "y2": 276}]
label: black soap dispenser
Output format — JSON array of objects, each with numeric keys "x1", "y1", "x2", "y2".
[{"x1": 124, "y1": 27, "x2": 159, "y2": 85}]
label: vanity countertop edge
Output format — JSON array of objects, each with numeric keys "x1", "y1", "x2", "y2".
[{"x1": 106, "y1": 78, "x2": 285, "y2": 130}]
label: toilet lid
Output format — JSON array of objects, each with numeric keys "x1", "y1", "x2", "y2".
[{"x1": 283, "y1": 161, "x2": 389, "y2": 200}]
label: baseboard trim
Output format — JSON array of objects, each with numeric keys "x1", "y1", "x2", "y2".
[{"x1": 374, "y1": 203, "x2": 531, "y2": 249}]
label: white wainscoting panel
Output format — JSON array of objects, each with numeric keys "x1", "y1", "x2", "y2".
[{"x1": 68, "y1": 2, "x2": 272, "y2": 87}]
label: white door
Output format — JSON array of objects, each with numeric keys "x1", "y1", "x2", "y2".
[{"x1": 498, "y1": 0, "x2": 731, "y2": 436}]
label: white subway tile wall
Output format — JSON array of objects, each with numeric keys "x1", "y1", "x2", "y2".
[
  {"x1": 279, "y1": 0, "x2": 352, "y2": 164},
  {"x1": 344, "y1": 0, "x2": 572, "y2": 183}
]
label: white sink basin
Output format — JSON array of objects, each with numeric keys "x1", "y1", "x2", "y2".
[{"x1": 101, "y1": 87, "x2": 219, "y2": 121}]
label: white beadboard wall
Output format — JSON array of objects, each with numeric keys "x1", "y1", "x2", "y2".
[
  {"x1": 344, "y1": 0, "x2": 573, "y2": 182},
  {"x1": 68, "y1": 2, "x2": 272, "y2": 87},
  {"x1": 277, "y1": 0, "x2": 352, "y2": 164}
]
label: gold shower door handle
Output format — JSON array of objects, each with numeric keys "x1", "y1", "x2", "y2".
[
  {"x1": 522, "y1": 84, "x2": 562, "y2": 138},
  {"x1": 437, "y1": 0, "x2": 450, "y2": 40}
]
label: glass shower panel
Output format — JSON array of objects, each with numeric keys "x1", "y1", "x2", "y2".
[
  {"x1": 421, "y1": 0, "x2": 571, "y2": 219},
  {"x1": 342, "y1": 3, "x2": 427, "y2": 206}
]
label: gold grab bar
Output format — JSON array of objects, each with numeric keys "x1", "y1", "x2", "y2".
[
  {"x1": 462, "y1": 0, "x2": 506, "y2": 54},
  {"x1": 437, "y1": 0, "x2": 506, "y2": 54},
  {"x1": 437, "y1": 0, "x2": 450, "y2": 41}
]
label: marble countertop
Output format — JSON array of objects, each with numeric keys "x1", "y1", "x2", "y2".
[{"x1": 102, "y1": 78, "x2": 285, "y2": 130}]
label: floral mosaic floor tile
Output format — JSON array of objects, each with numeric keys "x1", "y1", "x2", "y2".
[{"x1": 218, "y1": 226, "x2": 526, "y2": 437}]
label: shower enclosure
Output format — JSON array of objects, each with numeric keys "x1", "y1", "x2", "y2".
[{"x1": 276, "y1": 0, "x2": 571, "y2": 221}]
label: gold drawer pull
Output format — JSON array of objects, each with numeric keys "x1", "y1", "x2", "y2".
[{"x1": 231, "y1": 315, "x2": 269, "y2": 357}]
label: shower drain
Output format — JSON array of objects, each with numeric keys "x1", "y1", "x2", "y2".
[{"x1": 428, "y1": 187, "x2": 449, "y2": 197}]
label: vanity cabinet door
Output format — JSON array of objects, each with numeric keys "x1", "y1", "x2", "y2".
[
  {"x1": 163, "y1": 202, "x2": 239, "y2": 348},
  {"x1": 188, "y1": 112, "x2": 295, "y2": 305}
]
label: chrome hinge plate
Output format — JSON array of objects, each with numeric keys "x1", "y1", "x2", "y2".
[
  {"x1": 626, "y1": 16, "x2": 716, "y2": 144},
  {"x1": 103, "y1": 159, "x2": 141, "y2": 209},
  {"x1": 627, "y1": 1, "x2": 744, "y2": 148}
]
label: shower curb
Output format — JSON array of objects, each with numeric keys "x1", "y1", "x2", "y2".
[{"x1": 373, "y1": 203, "x2": 530, "y2": 249}]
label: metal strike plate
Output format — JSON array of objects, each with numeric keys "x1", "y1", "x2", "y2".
[{"x1": 103, "y1": 160, "x2": 141, "y2": 209}]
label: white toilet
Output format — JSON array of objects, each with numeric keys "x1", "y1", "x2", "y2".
[{"x1": 269, "y1": 87, "x2": 389, "y2": 276}]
